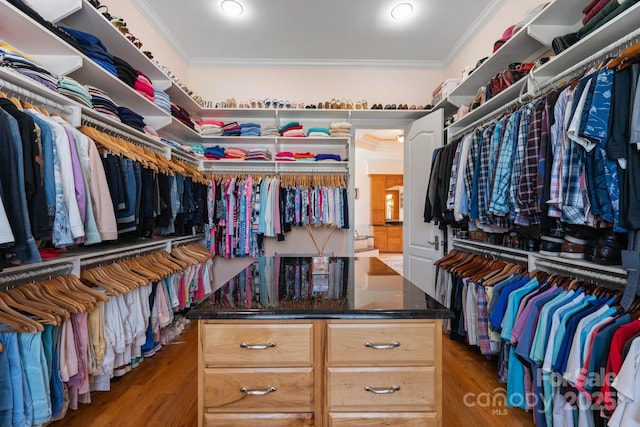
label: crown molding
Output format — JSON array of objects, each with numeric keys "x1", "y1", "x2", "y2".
[
  {"x1": 189, "y1": 57, "x2": 444, "y2": 70},
  {"x1": 442, "y1": 0, "x2": 506, "y2": 66}
]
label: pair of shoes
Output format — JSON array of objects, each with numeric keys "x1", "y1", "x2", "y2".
[
  {"x1": 226, "y1": 98, "x2": 237, "y2": 108},
  {"x1": 371, "y1": 104, "x2": 383, "y2": 109},
  {"x1": 125, "y1": 32, "x2": 143, "y2": 48},
  {"x1": 409, "y1": 105, "x2": 417, "y2": 110},
  {"x1": 384, "y1": 104, "x2": 397, "y2": 110},
  {"x1": 592, "y1": 230, "x2": 627, "y2": 265},
  {"x1": 305, "y1": 104, "x2": 317, "y2": 109},
  {"x1": 354, "y1": 99, "x2": 368, "y2": 109},
  {"x1": 397, "y1": 104, "x2": 409, "y2": 110}
]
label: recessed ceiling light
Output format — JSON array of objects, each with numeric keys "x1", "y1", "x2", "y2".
[
  {"x1": 391, "y1": 3, "x2": 413, "y2": 20},
  {"x1": 221, "y1": 0, "x2": 243, "y2": 16}
]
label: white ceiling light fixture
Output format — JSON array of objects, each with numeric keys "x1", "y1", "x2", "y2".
[
  {"x1": 221, "y1": 0, "x2": 244, "y2": 16},
  {"x1": 391, "y1": 3, "x2": 413, "y2": 20}
]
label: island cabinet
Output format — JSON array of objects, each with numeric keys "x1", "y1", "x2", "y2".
[{"x1": 189, "y1": 257, "x2": 452, "y2": 427}]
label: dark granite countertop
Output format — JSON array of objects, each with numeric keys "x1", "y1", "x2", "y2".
[{"x1": 188, "y1": 257, "x2": 452, "y2": 320}]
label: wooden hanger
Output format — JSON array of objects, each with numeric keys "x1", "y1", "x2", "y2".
[
  {"x1": 0, "y1": 291, "x2": 59, "y2": 325},
  {"x1": 608, "y1": 40, "x2": 640, "y2": 70},
  {"x1": 0, "y1": 293, "x2": 43, "y2": 332},
  {"x1": 81, "y1": 268, "x2": 125, "y2": 296},
  {"x1": 8, "y1": 286, "x2": 69, "y2": 322}
]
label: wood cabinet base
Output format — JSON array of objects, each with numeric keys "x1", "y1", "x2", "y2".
[{"x1": 198, "y1": 319, "x2": 442, "y2": 427}]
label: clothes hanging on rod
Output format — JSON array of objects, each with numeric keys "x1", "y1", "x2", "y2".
[
  {"x1": 207, "y1": 173, "x2": 349, "y2": 259},
  {"x1": 435, "y1": 249, "x2": 640, "y2": 427},
  {"x1": 0, "y1": 243, "x2": 212, "y2": 426},
  {"x1": 426, "y1": 59, "x2": 640, "y2": 262}
]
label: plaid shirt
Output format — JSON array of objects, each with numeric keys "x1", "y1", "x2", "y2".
[
  {"x1": 561, "y1": 87, "x2": 588, "y2": 224},
  {"x1": 467, "y1": 129, "x2": 483, "y2": 220},
  {"x1": 547, "y1": 87, "x2": 572, "y2": 218},
  {"x1": 476, "y1": 283, "x2": 495, "y2": 355},
  {"x1": 490, "y1": 110, "x2": 522, "y2": 216},
  {"x1": 509, "y1": 101, "x2": 540, "y2": 216},
  {"x1": 515, "y1": 101, "x2": 546, "y2": 226},
  {"x1": 477, "y1": 123, "x2": 497, "y2": 225}
]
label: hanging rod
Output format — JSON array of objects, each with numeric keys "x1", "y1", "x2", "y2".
[
  {"x1": 452, "y1": 240, "x2": 529, "y2": 266},
  {"x1": 450, "y1": 96, "x2": 521, "y2": 139},
  {"x1": 171, "y1": 235, "x2": 205, "y2": 247},
  {"x1": 533, "y1": 258, "x2": 627, "y2": 288},
  {"x1": 80, "y1": 244, "x2": 167, "y2": 270},
  {"x1": 0, "y1": 263, "x2": 75, "y2": 290},
  {"x1": 533, "y1": 26, "x2": 640, "y2": 94},
  {"x1": 80, "y1": 114, "x2": 168, "y2": 155},
  {"x1": 0, "y1": 76, "x2": 74, "y2": 115}
]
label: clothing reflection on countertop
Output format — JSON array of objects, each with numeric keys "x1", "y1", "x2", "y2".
[{"x1": 212, "y1": 257, "x2": 349, "y2": 310}]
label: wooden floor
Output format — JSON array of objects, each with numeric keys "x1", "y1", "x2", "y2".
[{"x1": 52, "y1": 321, "x2": 534, "y2": 427}]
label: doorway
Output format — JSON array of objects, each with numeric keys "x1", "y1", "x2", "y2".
[{"x1": 353, "y1": 128, "x2": 404, "y2": 271}]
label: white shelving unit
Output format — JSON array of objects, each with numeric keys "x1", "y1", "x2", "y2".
[
  {"x1": 443, "y1": 0, "x2": 640, "y2": 136},
  {"x1": 438, "y1": 0, "x2": 640, "y2": 282}
]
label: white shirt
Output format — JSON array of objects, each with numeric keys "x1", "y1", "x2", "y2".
[{"x1": 609, "y1": 337, "x2": 640, "y2": 427}]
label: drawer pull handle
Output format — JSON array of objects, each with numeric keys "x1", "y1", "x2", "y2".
[
  {"x1": 364, "y1": 341, "x2": 400, "y2": 349},
  {"x1": 240, "y1": 342, "x2": 276, "y2": 350},
  {"x1": 240, "y1": 386, "x2": 277, "y2": 396},
  {"x1": 364, "y1": 385, "x2": 401, "y2": 394}
]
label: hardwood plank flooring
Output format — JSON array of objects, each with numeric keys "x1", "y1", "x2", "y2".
[
  {"x1": 51, "y1": 320, "x2": 198, "y2": 427},
  {"x1": 441, "y1": 335, "x2": 534, "y2": 427},
  {"x1": 52, "y1": 321, "x2": 534, "y2": 427}
]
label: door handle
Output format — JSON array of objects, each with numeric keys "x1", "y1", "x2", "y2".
[{"x1": 427, "y1": 235, "x2": 439, "y2": 250}]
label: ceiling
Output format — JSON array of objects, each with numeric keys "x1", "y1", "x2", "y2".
[{"x1": 130, "y1": 0, "x2": 502, "y2": 68}]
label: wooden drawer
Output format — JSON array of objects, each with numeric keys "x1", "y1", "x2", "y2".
[
  {"x1": 329, "y1": 412, "x2": 437, "y2": 427},
  {"x1": 203, "y1": 367, "x2": 313, "y2": 412},
  {"x1": 204, "y1": 413, "x2": 314, "y2": 427},
  {"x1": 327, "y1": 323, "x2": 436, "y2": 365},
  {"x1": 202, "y1": 323, "x2": 313, "y2": 366},
  {"x1": 327, "y1": 367, "x2": 436, "y2": 412}
]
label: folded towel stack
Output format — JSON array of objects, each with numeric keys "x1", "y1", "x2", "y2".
[
  {"x1": 225, "y1": 147, "x2": 247, "y2": 159},
  {"x1": 57, "y1": 76, "x2": 93, "y2": 108},
  {"x1": 262, "y1": 124, "x2": 280, "y2": 136},
  {"x1": 61, "y1": 26, "x2": 117, "y2": 77},
  {"x1": 117, "y1": 106, "x2": 146, "y2": 132},
  {"x1": 112, "y1": 56, "x2": 137, "y2": 87},
  {"x1": 204, "y1": 145, "x2": 225, "y2": 160},
  {"x1": 275, "y1": 151, "x2": 295, "y2": 162},
  {"x1": 316, "y1": 153, "x2": 342, "y2": 162},
  {"x1": 222, "y1": 121, "x2": 241, "y2": 136},
  {"x1": 171, "y1": 102, "x2": 195, "y2": 130},
  {"x1": 134, "y1": 70, "x2": 155, "y2": 102},
  {"x1": 294, "y1": 152, "x2": 316, "y2": 161},
  {"x1": 279, "y1": 121, "x2": 305, "y2": 137},
  {"x1": 246, "y1": 148, "x2": 272, "y2": 160},
  {"x1": 330, "y1": 121, "x2": 352, "y2": 137},
  {"x1": 87, "y1": 85, "x2": 119, "y2": 119},
  {"x1": 195, "y1": 120, "x2": 224, "y2": 136},
  {"x1": 0, "y1": 43, "x2": 57, "y2": 91},
  {"x1": 240, "y1": 122, "x2": 261, "y2": 137},
  {"x1": 307, "y1": 127, "x2": 330, "y2": 137},
  {"x1": 154, "y1": 89, "x2": 171, "y2": 114}
]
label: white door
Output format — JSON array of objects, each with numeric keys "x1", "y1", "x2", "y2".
[{"x1": 403, "y1": 109, "x2": 443, "y2": 296}]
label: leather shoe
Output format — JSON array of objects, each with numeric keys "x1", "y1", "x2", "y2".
[
  {"x1": 560, "y1": 239, "x2": 586, "y2": 259},
  {"x1": 539, "y1": 235, "x2": 563, "y2": 256},
  {"x1": 592, "y1": 245, "x2": 622, "y2": 265}
]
